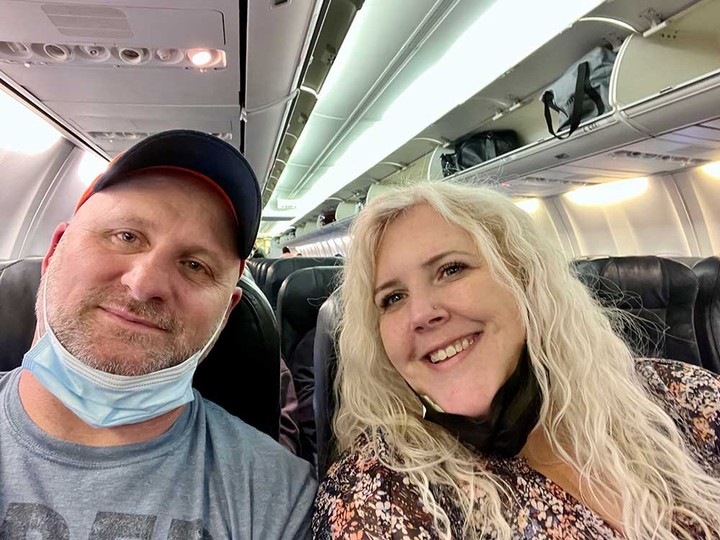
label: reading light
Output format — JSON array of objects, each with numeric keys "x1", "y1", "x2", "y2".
[
  {"x1": 564, "y1": 177, "x2": 649, "y2": 206},
  {"x1": 189, "y1": 49, "x2": 213, "y2": 67},
  {"x1": 0, "y1": 90, "x2": 61, "y2": 154},
  {"x1": 515, "y1": 199, "x2": 540, "y2": 213},
  {"x1": 268, "y1": 0, "x2": 605, "y2": 223},
  {"x1": 78, "y1": 151, "x2": 109, "y2": 187},
  {"x1": 700, "y1": 160, "x2": 720, "y2": 179}
]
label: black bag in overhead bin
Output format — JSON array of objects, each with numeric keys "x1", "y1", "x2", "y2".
[
  {"x1": 440, "y1": 130, "x2": 520, "y2": 177},
  {"x1": 541, "y1": 46, "x2": 617, "y2": 140}
]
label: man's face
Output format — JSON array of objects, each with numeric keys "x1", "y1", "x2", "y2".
[{"x1": 39, "y1": 169, "x2": 242, "y2": 376}]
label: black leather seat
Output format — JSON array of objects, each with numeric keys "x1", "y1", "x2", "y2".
[
  {"x1": 313, "y1": 290, "x2": 342, "y2": 479},
  {"x1": 693, "y1": 256, "x2": 720, "y2": 374},
  {"x1": 0, "y1": 257, "x2": 43, "y2": 372},
  {"x1": 254, "y1": 258, "x2": 278, "y2": 291},
  {"x1": 194, "y1": 272, "x2": 281, "y2": 439},
  {"x1": 573, "y1": 256, "x2": 701, "y2": 365},
  {"x1": 0, "y1": 258, "x2": 281, "y2": 440},
  {"x1": 264, "y1": 257, "x2": 342, "y2": 310},
  {"x1": 276, "y1": 266, "x2": 343, "y2": 466},
  {"x1": 277, "y1": 266, "x2": 343, "y2": 364}
]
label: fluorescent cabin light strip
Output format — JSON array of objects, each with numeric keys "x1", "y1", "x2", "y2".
[
  {"x1": 564, "y1": 177, "x2": 649, "y2": 206},
  {"x1": 272, "y1": 0, "x2": 605, "y2": 226}
]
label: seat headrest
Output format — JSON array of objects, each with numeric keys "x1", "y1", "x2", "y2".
[
  {"x1": 0, "y1": 258, "x2": 43, "y2": 371},
  {"x1": 573, "y1": 256, "x2": 701, "y2": 364},
  {"x1": 194, "y1": 273, "x2": 280, "y2": 439},
  {"x1": 277, "y1": 266, "x2": 342, "y2": 363},
  {"x1": 693, "y1": 256, "x2": 720, "y2": 373},
  {"x1": 264, "y1": 257, "x2": 342, "y2": 309}
]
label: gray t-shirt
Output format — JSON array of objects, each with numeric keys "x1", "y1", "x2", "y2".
[{"x1": 0, "y1": 368, "x2": 317, "y2": 539}]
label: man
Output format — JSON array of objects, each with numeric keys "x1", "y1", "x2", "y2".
[
  {"x1": 281, "y1": 246, "x2": 293, "y2": 258},
  {"x1": 0, "y1": 130, "x2": 316, "y2": 539}
]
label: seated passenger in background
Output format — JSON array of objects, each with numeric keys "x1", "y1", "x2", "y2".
[
  {"x1": 313, "y1": 181, "x2": 720, "y2": 539},
  {"x1": 282, "y1": 246, "x2": 294, "y2": 258},
  {"x1": 1, "y1": 130, "x2": 315, "y2": 539}
]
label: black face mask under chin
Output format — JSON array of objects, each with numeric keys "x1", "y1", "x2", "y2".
[{"x1": 416, "y1": 348, "x2": 542, "y2": 458}]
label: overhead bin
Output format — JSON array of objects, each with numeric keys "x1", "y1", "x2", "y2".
[{"x1": 449, "y1": 0, "x2": 720, "y2": 186}]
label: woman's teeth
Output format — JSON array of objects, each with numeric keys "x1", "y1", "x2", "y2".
[{"x1": 429, "y1": 336, "x2": 474, "y2": 364}]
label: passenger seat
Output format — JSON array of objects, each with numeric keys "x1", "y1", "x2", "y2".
[
  {"x1": 573, "y1": 256, "x2": 702, "y2": 365},
  {"x1": 313, "y1": 290, "x2": 342, "y2": 479},
  {"x1": 693, "y1": 256, "x2": 720, "y2": 374},
  {"x1": 276, "y1": 266, "x2": 343, "y2": 467}
]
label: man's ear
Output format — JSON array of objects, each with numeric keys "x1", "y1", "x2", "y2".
[
  {"x1": 42, "y1": 223, "x2": 69, "y2": 275},
  {"x1": 222, "y1": 287, "x2": 243, "y2": 325}
]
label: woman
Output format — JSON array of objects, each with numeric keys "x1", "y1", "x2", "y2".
[{"x1": 313, "y1": 181, "x2": 720, "y2": 539}]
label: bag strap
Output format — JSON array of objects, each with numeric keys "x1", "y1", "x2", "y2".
[{"x1": 542, "y1": 61, "x2": 591, "y2": 140}]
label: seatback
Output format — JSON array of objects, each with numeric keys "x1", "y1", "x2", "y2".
[
  {"x1": 255, "y1": 258, "x2": 279, "y2": 291},
  {"x1": 276, "y1": 265, "x2": 343, "y2": 465},
  {"x1": 264, "y1": 257, "x2": 342, "y2": 310},
  {"x1": 573, "y1": 256, "x2": 701, "y2": 365},
  {"x1": 193, "y1": 272, "x2": 281, "y2": 439},
  {"x1": 313, "y1": 290, "x2": 342, "y2": 479},
  {"x1": 0, "y1": 257, "x2": 43, "y2": 371},
  {"x1": 277, "y1": 266, "x2": 343, "y2": 364},
  {"x1": 0, "y1": 257, "x2": 281, "y2": 440},
  {"x1": 693, "y1": 256, "x2": 720, "y2": 374}
]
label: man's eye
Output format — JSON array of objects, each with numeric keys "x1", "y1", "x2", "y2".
[
  {"x1": 185, "y1": 260, "x2": 207, "y2": 273},
  {"x1": 117, "y1": 231, "x2": 137, "y2": 243}
]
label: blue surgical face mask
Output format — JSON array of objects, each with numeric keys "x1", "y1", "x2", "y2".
[{"x1": 21, "y1": 281, "x2": 229, "y2": 428}]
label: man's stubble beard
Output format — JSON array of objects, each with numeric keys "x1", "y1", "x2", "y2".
[{"x1": 39, "y1": 246, "x2": 220, "y2": 376}]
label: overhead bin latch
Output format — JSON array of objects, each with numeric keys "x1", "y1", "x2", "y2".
[{"x1": 641, "y1": 8, "x2": 668, "y2": 37}]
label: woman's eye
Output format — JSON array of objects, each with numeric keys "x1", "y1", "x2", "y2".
[
  {"x1": 440, "y1": 262, "x2": 466, "y2": 277},
  {"x1": 381, "y1": 292, "x2": 403, "y2": 308}
]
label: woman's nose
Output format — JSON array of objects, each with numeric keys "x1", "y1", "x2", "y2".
[{"x1": 409, "y1": 295, "x2": 447, "y2": 331}]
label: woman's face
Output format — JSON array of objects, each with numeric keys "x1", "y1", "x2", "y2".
[{"x1": 373, "y1": 204, "x2": 526, "y2": 417}]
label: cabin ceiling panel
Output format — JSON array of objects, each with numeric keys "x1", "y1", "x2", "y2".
[
  {"x1": 0, "y1": 1, "x2": 226, "y2": 47},
  {"x1": 1, "y1": 68, "x2": 240, "y2": 105},
  {"x1": 243, "y1": 0, "x2": 322, "y2": 183},
  {"x1": 42, "y1": 102, "x2": 240, "y2": 155},
  {"x1": 0, "y1": 0, "x2": 244, "y2": 161},
  {"x1": 702, "y1": 118, "x2": 720, "y2": 130}
]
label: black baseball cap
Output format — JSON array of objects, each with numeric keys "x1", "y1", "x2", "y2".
[{"x1": 76, "y1": 129, "x2": 261, "y2": 259}]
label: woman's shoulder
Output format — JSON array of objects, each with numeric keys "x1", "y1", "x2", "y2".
[
  {"x1": 313, "y1": 432, "x2": 439, "y2": 539},
  {"x1": 635, "y1": 358, "x2": 720, "y2": 408},
  {"x1": 635, "y1": 359, "x2": 720, "y2": 464}
]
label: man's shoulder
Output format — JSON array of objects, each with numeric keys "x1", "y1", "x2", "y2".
[{"x1": 199, "y1": 396, "x2": 314, "y2": 467}]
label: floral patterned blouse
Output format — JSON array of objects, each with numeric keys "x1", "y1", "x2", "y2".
[{"x1": 313, "y1": 360, "x2": 720, "y2": 539}]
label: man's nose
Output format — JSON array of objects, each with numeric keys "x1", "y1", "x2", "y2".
[{"x1": 120, "y1": 254, "x2": 173, "y2": 303}]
